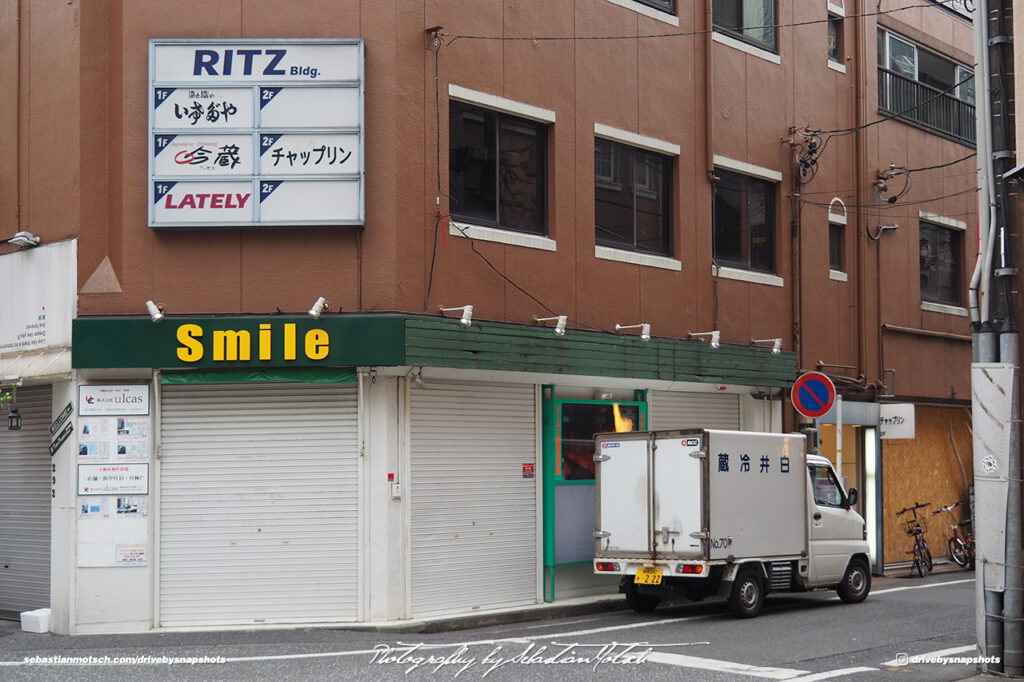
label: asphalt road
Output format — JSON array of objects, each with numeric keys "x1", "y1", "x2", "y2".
[{"x1": 0, "y1": 568, "x2": 990, "y2": 681}]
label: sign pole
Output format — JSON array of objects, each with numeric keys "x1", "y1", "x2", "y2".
[{"x1": 836, "y1": 395, "x2": 843, "y2": 483}]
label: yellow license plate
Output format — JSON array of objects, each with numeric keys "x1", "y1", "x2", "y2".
[{"x1": 635, "y1": 567, "x2": 663, "y2": 585}]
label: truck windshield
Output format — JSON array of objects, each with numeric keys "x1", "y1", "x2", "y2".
[{"x1": 808, "y1": 464, "x2": 846, "y2": 508}]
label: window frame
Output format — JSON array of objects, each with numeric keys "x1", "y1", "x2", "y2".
[
  {"x1": 594, "y1": 125, "x2": 679, "y2": 259},
  {"x1": 448, "y1": 95, "x2": 550, "y2": 236},
  {"x1": 712, "y1": 166, "x2": 778, "y2": 274},
  {"x1": 878, "y1": 28, "x2": 974, "y2": 105},
  {"x1": 712, "y1": 0, "x2": 778, "y2": 53},
  {"x1": 919, "y1": 219, "x2": 964, "y2": 307}
]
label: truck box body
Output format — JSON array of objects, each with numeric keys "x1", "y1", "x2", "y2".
[{"x1": 596, "y1": 429, "x2": 806, "y2": 561}]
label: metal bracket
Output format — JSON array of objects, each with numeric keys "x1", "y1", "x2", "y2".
[{"x1": 689, "y1": 531, "x2": 709, "y2": 540}]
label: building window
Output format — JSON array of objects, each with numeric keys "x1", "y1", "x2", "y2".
[
  {"x1": 827, "y1": 14, "x2": 843, "y2": 63},
  {"x1": 829, "y1": 222, "x2": 844, "y2": 271},
  {"x1": 713, "y1": 168, "x2": 776, "y2": 273},
  {"x1": 877, "y1": 28, "x2": 975, "y2": 145},
  {"x1": 920, "y1": 221, "x2": 962, "y2": 306},
  {"x1": 449, "y1": 100, "x2": 547, "y2": 234},
  {"x1": 595, "y1": 138, "x2": 672, "y2": 256},
  {"x1": 713, "y1": 0, "x2": 776, "y2": 52},
  {"x1": 633, "y1": 0, "x2": 675, "y2": 13}
]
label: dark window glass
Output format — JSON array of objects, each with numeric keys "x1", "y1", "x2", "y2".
[
  {"x1": 713, "y1": 169, "x2": 775, "y2": 273},
  {"x1": 449, "y1": 101, "x2": 546, "y2": 234},
  {"x1": 595, "y1": 139, "x2": 672, "y2": 256},
  {"x1": 712, "y1": 0, "x2": 776, "y2": 51},
  {"x1": 827, "y1": 15, "x2": 842, "y2": 63},
  {"x1": 635, "y1": 0, "x2": 675, "y2": 13},
  {"x1": 829, "y1": 222, "x2": 844, "y2": 271},
  {"x1": 560, "y1": 403, "x2": 640, "y2": 481},
  {"x1": 920, "y1": 222, "x2": 962, "y2": 305}
]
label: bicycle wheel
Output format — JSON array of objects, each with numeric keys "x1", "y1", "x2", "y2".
[
  {"x1": 949, "y1": 536, "x2": 969, "y2": 568},
  {"x1": 915, "y1": 540, "x2": 930, "y2": 577},
  {"x1": 921, "y1": 539, "x2": 933, "y2": 572}
]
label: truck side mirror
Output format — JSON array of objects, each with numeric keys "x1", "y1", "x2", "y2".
[{"x1": 847, "y1": 488, "x2": 859, "y2": 507}]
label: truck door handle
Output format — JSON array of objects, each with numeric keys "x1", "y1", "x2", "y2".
[{"x1": 813, "y1": 513, "x2": 822, "y2": 520}]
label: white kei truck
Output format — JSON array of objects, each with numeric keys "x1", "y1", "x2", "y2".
[{"x1": 593, "y1": 429, "x2": 871, "y2": 618}]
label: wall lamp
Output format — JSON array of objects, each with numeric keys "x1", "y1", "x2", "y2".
[
  {"x1": 145, "y1": 300, "x2": 165, "y2": 323},
  {"x1": 689, "y1": 330, "x2": 720, "y2": 349},
  {"x1": 7, "y1": 407, "x2": 20, "y2": 430},
  {"x1": 307, "y1": 296, "x2": 330, "y2": 319},
  {"x1": 615, "y1": 323, "x2": 651, "y2": 341},
  {"x1": 409, "y1": 366, "x2": 426, "y2": 389},
  {"x1": 440, "y1": 305, "x2": 473, "y2": 326},
  {"x1": 535, "y1": 315, "x2": 567, "y2": 336},
  {"x1": 752, "y1": 337, "x2": 783, "y2": 355},
  {"x1": 7, "y1": 231, "x2": 40, "y2": 248}
]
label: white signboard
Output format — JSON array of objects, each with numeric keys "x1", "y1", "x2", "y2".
[
  {"x1": 0, "y1": 241, "x2": 76, "y2": 352},
  {"x1": 78, "y1": 463, "x2": 150, "y2": 495},
  {"x1": 78, "y1": 385, "x2": 151, "y2": 416},
  {"x1": 149, "y1": 39, "x2": 364, "y2": 228},
  {"x1": 879, "y1": 403, "x2": 916, "y2": 439}
]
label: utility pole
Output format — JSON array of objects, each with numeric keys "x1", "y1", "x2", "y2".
[{"x1": 973, "y1": 0, "x2": 1019, "y2": 675}]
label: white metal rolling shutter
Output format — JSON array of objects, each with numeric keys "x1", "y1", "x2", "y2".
[
  {"x1": 0, "y1": 385, "x2": 51, "y2": 615},
  {"x1": 649, "y1": 390, "x2": 740, "y2": 430},
  {"x1": 410, "y1": 381, "x2": 537, "y2": 618},
  {"x1": 159, "y1": 383, "x2": 358, "y2": 627}
]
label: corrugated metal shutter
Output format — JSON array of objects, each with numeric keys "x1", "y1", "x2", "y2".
[
  {"x1": 648, "y1": 390, "x2": 740, "y2": 430},
  {"x1": 159, "y1": 383, "x2": 358, "y2": 627},
  {"x1": 409, "y1": 381, "x2": 537, "y2": 618},
  {"x1": 0, "y1": 385, "x2": 51, "y2": 615}
]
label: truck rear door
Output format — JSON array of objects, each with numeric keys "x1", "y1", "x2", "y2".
[
  {"x1": 595, "y1": 434, "x2": 650, "y2": 554},
  {"x1": 652, "y1": 433, "x2": 704, "y2": 557}
]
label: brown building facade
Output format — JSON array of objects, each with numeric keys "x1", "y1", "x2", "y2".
[{"x1": 0, "y1": 0, "x2": 977, "y2": 632}]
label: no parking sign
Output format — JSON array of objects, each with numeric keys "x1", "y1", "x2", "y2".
[{"x1": 791, "y1": 372, "x2": 836, "y2": 419}]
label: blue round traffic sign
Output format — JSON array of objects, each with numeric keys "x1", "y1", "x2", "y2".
[{"x1": 791, "y1": 372, "x2": 836, "y2": 419}]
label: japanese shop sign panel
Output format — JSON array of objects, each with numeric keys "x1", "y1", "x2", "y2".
[
  {"x1": 879, "y1": 403, "x2": 916, "y2": 439},
  {"x1": 149, "y1": 39, "x2": 364, "y2": 228},
  {"x1": 78, "y1": 463, "x2": 150, "y2": 495}
]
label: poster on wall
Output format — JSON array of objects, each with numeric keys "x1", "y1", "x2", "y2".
[
  {"x1": 75, "y1": 384, "x2": 152, "y2": 567},
  {"x1": 148, "y1": 39, "x2": 365, "y2": 228}
]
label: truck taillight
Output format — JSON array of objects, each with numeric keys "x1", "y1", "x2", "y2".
[
  {"x1": 676, "y1": 564, "x2": 703, "y2": 574},
  {"x1": 596, "y1": 562, "x2": 620, "y2": 572}
]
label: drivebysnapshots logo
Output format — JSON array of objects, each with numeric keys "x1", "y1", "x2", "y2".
[{"x1": 894, "y1": 652, "x2": 999, "y2": 667}]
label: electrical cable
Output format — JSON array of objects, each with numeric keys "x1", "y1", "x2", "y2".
[{"x1": 442, "y1": 0, "x2": 966, "y2": 46}]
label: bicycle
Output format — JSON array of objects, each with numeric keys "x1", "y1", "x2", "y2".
[
  {"x1": 933, "y1": 501, "x2": 975, "y2": 570},
  {"x1": 896, "y1": 502, "x2": 932, "y2": 577}
]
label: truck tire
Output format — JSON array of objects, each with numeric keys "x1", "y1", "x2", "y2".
[
  {"x1": 727, "y1": 567, "x2": 764, "y2": 618},
  {"x1": 837, "y1": 559, "x2": 871, "y2": 603},
  {"x1": 625, "y1": 591, "x2": 661, "y2": 613}
]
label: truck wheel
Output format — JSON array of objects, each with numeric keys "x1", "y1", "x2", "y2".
[
  {"x1": 837, "y1": 559, "x2": 871, "y2": 604},
  {"x1": 727, "y1": 567, "x2": 764, "y2": 618},
  {"x1": 625, "y1": 591, "x2": 661, "y2": 613}
]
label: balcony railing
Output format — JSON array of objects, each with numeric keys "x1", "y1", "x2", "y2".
[{"x1": 878, "y1": 68, "x2": 976, "y2": 146}]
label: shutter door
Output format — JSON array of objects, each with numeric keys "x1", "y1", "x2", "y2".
[
  {"x1": 0, "y1": 385, "x2": 52, "y2": 616},
  {"x1": 410, "y1": 381, "x2": 537, "y2": 618},
  {"x1": 649, "y1": 390, "x2": 740, "y2": 430},
  {"x1": 159, "y1": 383, "x2": 358, "y2": 627}
]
